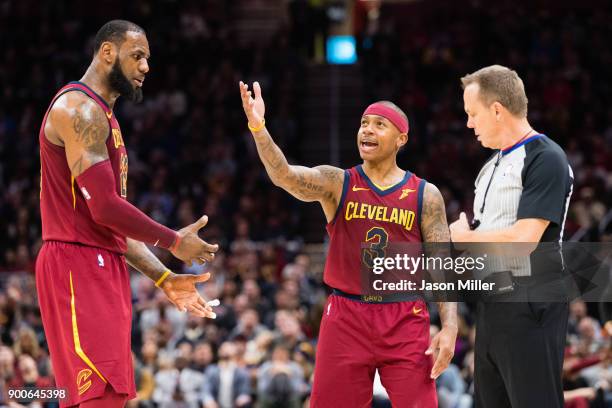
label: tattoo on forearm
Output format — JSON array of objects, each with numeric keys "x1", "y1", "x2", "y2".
[
  {"x1": 261, "y1": 138, "x2": 288, "y2": 172},
  {"x1": 126, "y1": 240, "x2": 167, "y2": 282},
  {"x1": 252, "y1": 130, "x2": 342, "y2": 204},
  {"x1": 256, "y1": 132, "x2": 287, "y2": 172}
]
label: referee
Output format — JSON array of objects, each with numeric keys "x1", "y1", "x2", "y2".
[{"x1": 450, "y1": 65, "x2": 573, "y2": 407}]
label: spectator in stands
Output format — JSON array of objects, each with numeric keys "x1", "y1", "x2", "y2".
[
  {"x1": 229, "y1": 308, "x2": 267, "y2": 341},
  {"x1": 257, "y1": 344, "x2": 305, "y2": 408},
  {"x1": 192, "y1": 340, "x2": 215, "y2": 372},
  {"x1": 202, "y1": 341, "x2": 252, "y2": 408}
]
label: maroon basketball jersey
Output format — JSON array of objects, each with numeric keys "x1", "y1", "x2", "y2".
[
  {"x1": 324, "y1": 165, "x2": 425, "y2": 294},
  {"x1": 39, "y1": 82, "x2": 128, "y2": 254}
]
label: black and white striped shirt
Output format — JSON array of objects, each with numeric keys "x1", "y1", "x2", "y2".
[{"x1": 473, "y1": 134, "x2": 574, "y2": 275}]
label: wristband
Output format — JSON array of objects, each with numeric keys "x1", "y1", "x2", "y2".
[
  {"x1": 155, "y1": 269, "x2": 172, "y2": 288},
  {"x1": 248, "y1": 119, "x2": 266, "y2": 132},
  {"x1": 169, "y1": 234, "x2": 181, "y2": 252}
]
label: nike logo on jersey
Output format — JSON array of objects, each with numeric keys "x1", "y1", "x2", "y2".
[
  {"x1": 413, "y1": 306, "x2": 422, "y2": 315},
  {"x1": 105, "y1": 111, "x2": 112, "y2": 119},
  {"x1": 399, "y1": 188, "x2": 416, "y2": 200},
  {"x1": 352, "y1": 185, "x2": 370, "y2": 192}
]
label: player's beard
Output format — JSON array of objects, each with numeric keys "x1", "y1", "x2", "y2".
[{"x1": 108, "y1": 58, "x2": 143, "y2": 103}]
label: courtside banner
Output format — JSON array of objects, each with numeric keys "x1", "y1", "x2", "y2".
[{"x1": 358, "y1": 243, "x2": 610, "y2": 302}]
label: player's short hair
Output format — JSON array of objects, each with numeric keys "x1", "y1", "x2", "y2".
[
  {"x1": 93, "y1": 20, "x2": 146, "y2": 53},
  {"x1": 461, "y1": 65, "x2": 528, "y2": 118}
]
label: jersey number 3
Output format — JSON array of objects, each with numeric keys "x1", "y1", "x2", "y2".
[{"x1": 362, "y1": 227, "x2": 388, "y2": 268}]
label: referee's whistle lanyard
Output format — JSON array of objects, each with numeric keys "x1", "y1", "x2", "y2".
[
  {"x1": 471, "y1": 129, "x2": 534, "y2": 230},
  {"x1": 470, "y1": 153, "x2": 501, "y2": 230}
]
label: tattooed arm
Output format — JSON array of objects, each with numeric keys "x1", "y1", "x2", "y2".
[
  {"x1": 48, "y1": 92, "x2": 110, "y2": 176},
  {"x1": 239, "y1": 81, "x2": 344, "y2": 222},
  {"x1": 421, "y1": 183, "x2": 458, "y2": 379},
  {"x1": 252, "y1": 133, "x2": 343, "y2": 221},
  {"x1": 125, "y1": 238, "x2": 216, "y2": 318},
  {"x1": 125, "y1": 238, "x2": 169, "y2": 283},
  {"x1": 48, "y1": 91, "x2": 219, "y2": 265}
]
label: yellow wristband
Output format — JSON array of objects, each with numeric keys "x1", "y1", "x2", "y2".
[
  {"x1": 248, "y1": 118, "x2": 266, "y2": 132},
  {"x1": 155, "y1": 269, "x2": 171, "y2": 288}
]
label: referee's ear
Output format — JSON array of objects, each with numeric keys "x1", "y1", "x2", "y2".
[{"x1": 492, "y1": 101, "x2": 505, "y2": 122}]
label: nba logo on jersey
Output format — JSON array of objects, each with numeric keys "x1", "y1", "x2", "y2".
[{"x1": 97, "y1": 254, "x2": 104, "y2": 267}]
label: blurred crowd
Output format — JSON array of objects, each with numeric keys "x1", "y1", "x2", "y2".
[
  {"x1": 0, "y1": 0, "x2": 611, "y2": 407},
  {"x1": 354, "y1": 0, "x2": 612, "y2": 242}
]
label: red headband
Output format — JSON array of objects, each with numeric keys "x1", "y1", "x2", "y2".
[{"x1": 362, "y1": 103, "x2": 409, "y2": 134}]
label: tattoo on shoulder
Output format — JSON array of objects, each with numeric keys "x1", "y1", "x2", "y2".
[
  {"x1": 72, "y1": 103, "x2": 108, "y2": 154},
  {"x1": 421, "y1": 183, "x2": 450, "y2": 243}
]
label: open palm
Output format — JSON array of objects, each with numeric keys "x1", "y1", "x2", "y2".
[
  {"x1": 239, "y1": 81, "x2": 265, "y2": 127},
  {"x1": 160, "y1": 272, "x2": 216, "y2": 318}
]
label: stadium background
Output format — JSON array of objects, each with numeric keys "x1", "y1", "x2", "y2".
[{"x1": 0, "y1": 0, "x2": 610, "y2": 406}]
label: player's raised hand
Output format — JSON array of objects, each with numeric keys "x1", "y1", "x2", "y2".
[
  {"x1": 239, "y1": 81, "x2": 265, "y2": 129},
  {"x1": 159, "y1": 271, "x2": 219, "y2": 319},
  {"x1": 170, "y1": 215, "x2": 219, "y2": 266},
  {"x1": 425, "y1": 325, "x2": 457, "y2": 379}
]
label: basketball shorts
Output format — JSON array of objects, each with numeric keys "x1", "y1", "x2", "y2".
[
  {"x1": 35, "y1": 241, "x2": 136, "y2": 407},
  {"x1": 310, "y1": 293, "x2": 437, "y2": 408}
]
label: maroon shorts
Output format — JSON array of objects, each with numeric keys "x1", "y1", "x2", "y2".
[
  {"x1": 310, "y1": 294, "x2": 437, "y2": 408},
  {"x1": 35, "y1": 241, "x2": 135, "y2": 407}
]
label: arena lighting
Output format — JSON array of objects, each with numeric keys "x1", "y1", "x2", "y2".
[{"x1": 326, "y1": 35, "x2": 357, "y2": 64}]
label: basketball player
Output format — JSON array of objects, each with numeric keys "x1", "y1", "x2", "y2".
[
  {"x1": 36, "y1": 20, "x2": 218, "y2": 407},
  {"x1": 239, "y1": 81, "x2": 457, "y2": 407}
]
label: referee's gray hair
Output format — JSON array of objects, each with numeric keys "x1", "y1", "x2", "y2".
[{"x1": 461, "y1": 65, "x2": 528, "y2": 118}]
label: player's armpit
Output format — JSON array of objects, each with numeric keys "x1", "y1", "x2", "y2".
[
  {"x1": 421, "y1": 182, "x2": 451, "y2": 243},
  {"x1": 50, "y1": 93, "x2": 110, "y2": 177}
]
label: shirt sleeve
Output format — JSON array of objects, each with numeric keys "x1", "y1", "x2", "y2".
[{"x1": 517, "y1": 148, "x2": 570, "y2": 226}]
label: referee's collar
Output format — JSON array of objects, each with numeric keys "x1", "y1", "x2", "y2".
[{"x1": 501, "y1": 134, "x2": 544, "y2": 156}]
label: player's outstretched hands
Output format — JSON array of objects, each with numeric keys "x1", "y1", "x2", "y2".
[
  {"x1": 239, "y1": 81, "x2": 265, "y2": 130},
  {"x1": 171, "y1": 215, "x2": 219, "y2": 266},
  {"x1": 159, "y1": 271, "x2": 219, "y2": 319},
  {"x1": 425, "y1": 325, "x2": 457, "y2": 379}
]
